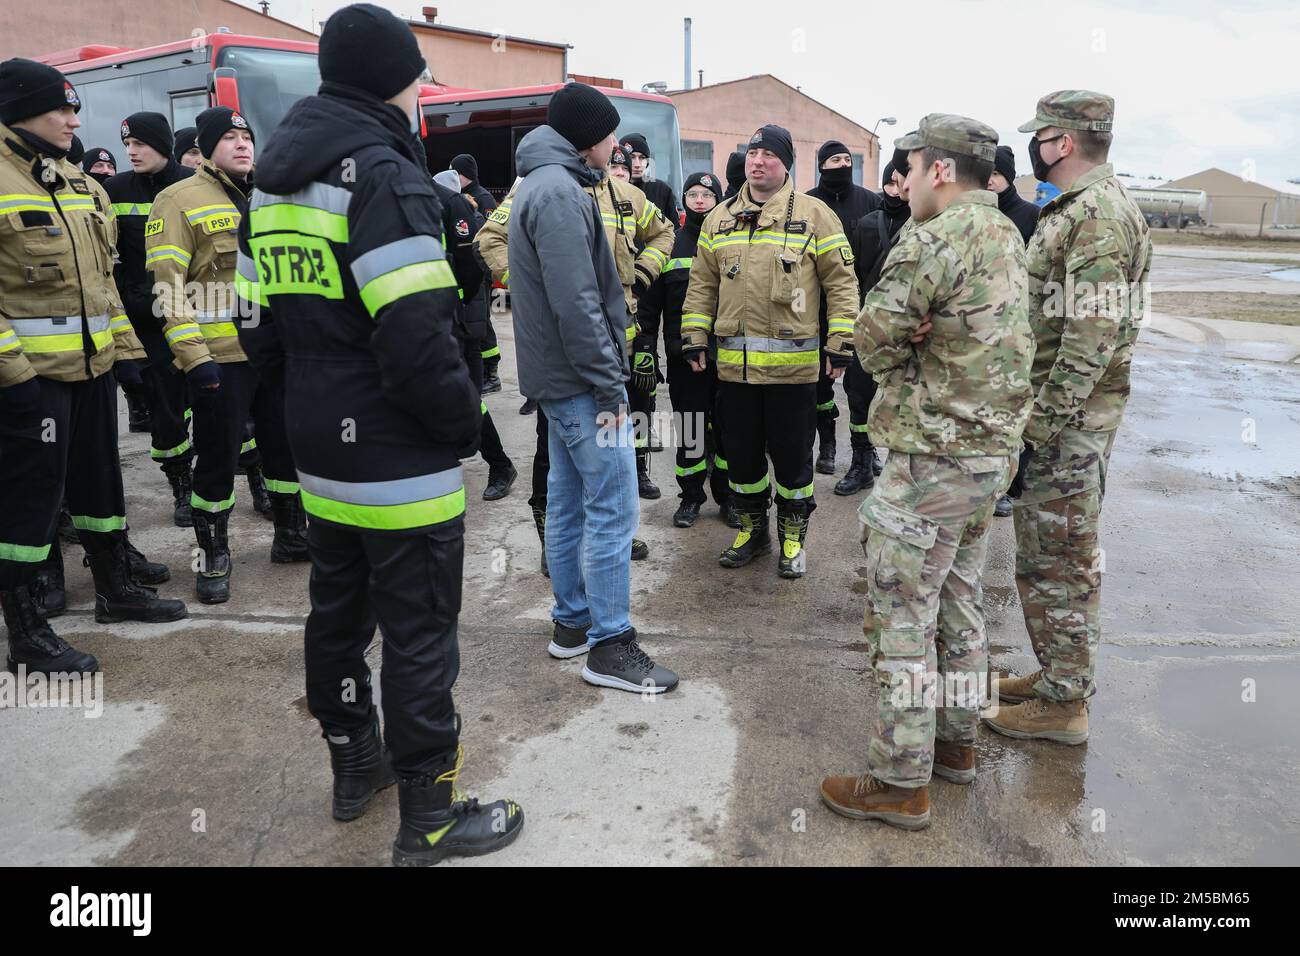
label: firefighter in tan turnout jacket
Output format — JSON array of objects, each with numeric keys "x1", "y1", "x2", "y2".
[
  {"x1": 0, "y1": 59, "x2": 186, "y2": 678},
  {"x1": 680, "y1": 125, "x2": 858, "y2": 579},
  {"x1": 147, "y1": 107, "x2": 304, "y2": 606}
]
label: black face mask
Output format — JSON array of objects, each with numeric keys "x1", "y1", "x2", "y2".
[
  {"x1": 882, "y1": 193, "x2": 909, "y2": 216},
  {"x1": 819, "y1": 166, "x2": 853, "y2": 191},
  {"x1": 683, "y1": 207, "x2": 708, "y2": 232},
  {"x1": 1029, "y1": 134, "x2": 1064, "y2": 182}
]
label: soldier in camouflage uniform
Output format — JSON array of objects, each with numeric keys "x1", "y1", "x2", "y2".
[
  {"x1": 984, "y1": 91, "x2": 1151, "y2": 746},
  {"x1": 820, "y1": 115, "x2": 1035, "y2": 830}
]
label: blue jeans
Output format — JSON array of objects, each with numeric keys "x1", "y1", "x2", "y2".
[{"x1": 539, "y1": 391, "x2": 638, "y2": 645}]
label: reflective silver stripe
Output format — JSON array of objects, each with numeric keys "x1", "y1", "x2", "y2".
[
  {"x1": 251, "y1": 181, "x2": 352, "y2": 216},
  {"x1": 349, "y1": 235, "x2": 446, "y2": 290},
  {"x1": 297, "y1": 467, "x2": 463, "y2": 506},
  {"x1": 236, "y1": 252, "x2": 259, "y2": 283},
  {"x1": 717, "y1": 335, "x2": 818, "y2": 353},
  {"x1": 0, "y1": 196, "x2": 55, "y2": 213},
  {"x1": 8, "y1": 314, "x2": 109, "y2": 336},
  {"x1": 196, "y1": 309, "x2": 233, "y2": 324}
]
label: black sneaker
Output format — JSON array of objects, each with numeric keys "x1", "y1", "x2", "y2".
[
  {"x1": 582, "y1": 630, "x2": 678, "y2": 694},
  {"x1": 994, "y1": 493, "x2": 1014, "y2": 518},
  {"x1": 547, "y1": 620, "x2": 590, "y2": 659},
  {"x1": 673, "y1": 499, "x2": 702, "y2": 528},
  {"x1": 519, "y1": 397, "x2": 537, "y2": 415},
  {"x1": 481, "y1": 375, "x2": 502, "y2": 395},
  {"x1": 483, "y1": 464, "x2": 517, "y2": 501},
  {"x1": 631, "y1": 538, "x2": 649, "y2": 561}
]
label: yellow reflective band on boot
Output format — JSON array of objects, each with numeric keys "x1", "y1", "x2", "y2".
[{"x1": 297, "y1": 467, "x2": 466, "y2": 531}]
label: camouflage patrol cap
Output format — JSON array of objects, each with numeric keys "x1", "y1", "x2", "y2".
[
  {"x1": 1018, "y1": 90, "x2": 1114, "y2": 133},
  {"x1": 894, "y1": 113, "x2": 998, "y2": 162}
]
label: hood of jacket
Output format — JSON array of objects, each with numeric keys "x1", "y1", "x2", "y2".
[
  {"x1": 252, "y1": 83, "x2": 424, "y2": 195},
  {"x1": 515, "y1": 124, "x2": 603, "y2": 188}
]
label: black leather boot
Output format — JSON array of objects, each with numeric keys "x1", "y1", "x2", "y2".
[
  {"x1": 636, "y1": 449, "x2": 661, "y2": 500},
  {"x1": 124, "y1": 385, "x2": 152, "y2": 433},
  {"x1": 326, "y1": 708, "x2": 396, "y2": 821},
  {"x1": 164, "y1": 461, "x2": 194, "y2": 528},
  {"x1": 3, "y1": 585, "x2": 98, "y2": 675},
  {"x1": 834, "y1": 445, "x2": 876, "y2": 496},
  {"x1": 122, "y1": 529, "x2": 170, "y2": 585},
  {"x1": 815, "y1": 433, "x2": 837, "y2": 476},
  {"x1": 673, "y1": 499, "x2": 703, "y2": 528},
  {"x1": 719, "y1": 502, "x2": 771, "y2": 568},
  {"x1": 776, "y1": 500, "x2": 811, "y2": 579},
  {"x1": 86, "y1": 541, "x2": 188, "y2": 623},
  {"x1": 269, "y1": 493, "x2": 310, "y2": 564},
  {"x1": 192, "y1": 511, "x2": 232, "y2": 604},
  {"x1": 531, "y1": 506, "x2": 549, "y2": 578},
  {"x1": 32, "y1": 539, "x2": 66, "y2": 618},
  {"x1": 57, "y1": 502, "x2": 79, "y2": 544},
  {"x1": 392, "y1": 745, "x2": 524, "y2": 866},
  {"x1": 246, "y1": 466, "x2": 273, "y2": 521}
]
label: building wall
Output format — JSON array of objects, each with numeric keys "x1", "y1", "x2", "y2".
[
  {"x1": 1163, "y1": 168, "x2": 1299, "y2": 227},
  {"x1": 1, "y1": 0, "x2": 315, "y2": 61},
  {"x1": 413, "y1": 29, "x2": 566, "y2": 89},
  {"x1": 672, "y1": 75, "x2": 878, "y2": 194}
]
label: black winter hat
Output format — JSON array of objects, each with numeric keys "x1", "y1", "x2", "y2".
[
  {"x1": 725, "y1": 149, "x2": 746, "y2": 191},
  {"x1": 891, "y1": 135, "x2": 913, "y2": 178},
  {"x1": 745, "y1": 125, "x2": 794, "y2": 171},
  {"x1": 0, "y1": 58, "x2": 80, "y2": 126},
  {"x1": 450, "y1": 153, "x2": 478, "y2": 182},
  {"x1": 320, "y1": 3, "x2": 428, "y2": 101},
  {"x1": 994, "y1": 144, "x2": 1016, "y2": 183},
  {"x1": 120, "y1": 111, "x2": 172, "y2": 159},
  {"x1": 609, "y1": 143, "x2": 630, "y2": 168},
  {"x1": 620, "y1": 132, "x2": 650, "y2": 158},
  {"x1": 196, "y1": 107, "x2": 254, "y2": 159},
  {"x1": 683, "y1": 170, "x2": 722, "y2": 205},
  {"x1": 547, "y1": 82, "x2": 620, "y2": 152},
  {"x1": 173, "y1": 126, "x2": 198, "y2": 162},
  {"x1": 882, "y1": 159, "x2": 897, "y2": 187},
  {"x1": 82, "y1": 145, "x2": 117, "y2": 173},
  {"x1": 68, "y1": 135, "x2": 84, "y2": 165},
  {"x1": 817, "y1": 139, "x2": 850, "y2": 169}
]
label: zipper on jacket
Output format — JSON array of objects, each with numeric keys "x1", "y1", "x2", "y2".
[{"x1": 39, "y1": 163, "x2": 94, "y2": 376}]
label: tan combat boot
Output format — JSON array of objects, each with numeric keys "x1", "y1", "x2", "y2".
[
  {"x1": 933, "y1": 741, "x2": 976, "y2": 784},
  {"x1": 994, "y1": 668, "x2": 1043, "y2": 703},
  {"x1": 819, "y1": 773, "x2": 931, "y2": 830},
  {"x1": 982, "y1": 698, "x2": 1089, "y2": 745}
]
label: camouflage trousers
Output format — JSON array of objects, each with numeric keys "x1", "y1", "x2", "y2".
[
  {"x1": 859, "y1": 452, "x2": 1012, "y2": 788},
  {"x1": 1013, "y1": 427, "x2": 1116, "y2": 702}
]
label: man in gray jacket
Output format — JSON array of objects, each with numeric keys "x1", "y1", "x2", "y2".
[{"x1": 508, "y1": 82, "x2": 678, "y2": 694}]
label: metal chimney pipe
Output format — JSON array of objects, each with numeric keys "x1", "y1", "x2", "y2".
[{"x1": 684, "y1": 18, "x2": 692, "y2": 90}]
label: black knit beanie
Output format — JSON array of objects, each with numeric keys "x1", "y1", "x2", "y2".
[
  {"x1": 173, "y1": 126, "x2": 198, "y2": 162},
  {"x1": 196, "y1": 107, "x2": 254, "y2": 159},
  {"x1": 683, "y1": 170, "x2": 722, "y2": 205},
  {"x1": 817, "y1": 139, "x2": 850, "y2": 169},
  {"x1": 621, "y1": 132, "x2": 650, "y2": 158},
  {"x1": 68, "y1": 135, "x2": 84, "y2": 165},
  {"x1": 450, "y1": 153, "x2": 478, "y2": 182},
  {"x1": 320, "y1": 3, "x2": 427, "y2": 100},
  {"x1": 745, "y1": 125, "x2": 794, "y2": 172},
  {"x1": 882, "y1": 159, "x2": 897, "y2": 187},
  {"x1": 120, "y1": 111, "x2": 172, "y2": 160},
  {"x1": 0, "y1": 58, "x2": 80, "y2": 126},
  {"x1": 994, "y1": 144, "x2": 1016, "y2": 183},
  {"x1": 547, "y1": 82, "x2": 620, "y2": 151},
  {"x1": 82, "y1": 145, "x2": 117, "y2": 173},
  {"x1": 725, "y1": 150, "x2": 746, "y2": 193},
  {"x1": 609, "y1": 143, "x2": 630, "y2": 169}
]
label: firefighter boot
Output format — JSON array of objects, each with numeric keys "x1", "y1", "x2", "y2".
[
  {"x1": 246, "y1": 465, "x2": 273, "y2": 521},
  {"x1": 326, "y1": 708, "x2": 396, "y2": 822},
  {"x1": 834, "y1": 444, "x2": 876, "y2": 496},
  {"x1": 719, "y1": 501, "x2": 772, "y2": 568},
  {"x1": 3, "y1": 585, "x2": 98, "y2": 675},
  {"x1": 192, "y1": 510, "x2": 232, "y2": 604},
  {"x1": 269, "y1": 493, "x2": 311, "y2": 564},
  {"x1": 776, "y1": 500, "x2": 810, "y2": 579},
  {"x1": 636, "y1": 448, "x2": 661, "y2": 500},
  {"x1": 32, "y1": 538, "x2": 66, "y2": 618},
  {"x1": 815, "y1": 417, "x2": 837, "y2": 475},
  {"x1": 122, "y1": 530, "x2": 170, "y2": 586},
  {"x1": 392, "y1": 744, "x2": 524, "y2": 866},
  {"x1": 86, "y1": 540, "x2": 187, "y2": 624},
  {"x1": 124, "y1": 384, "x2": 152, "y2": 434},
  {"x1": 164, "y1": 460, "x2": 194, "y2": 528}
]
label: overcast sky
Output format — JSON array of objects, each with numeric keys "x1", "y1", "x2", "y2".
[{"x1": 236, "y1": 0, "x2": 1299, "y2": 184}]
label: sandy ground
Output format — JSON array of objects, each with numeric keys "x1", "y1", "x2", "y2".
[{"x1": 3, "y1": 245, "x2": 1298, "y2": 867}]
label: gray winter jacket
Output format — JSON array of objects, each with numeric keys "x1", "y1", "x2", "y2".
[{"x1": 507, "y1": 125, "x2": 628, "y2": 416}]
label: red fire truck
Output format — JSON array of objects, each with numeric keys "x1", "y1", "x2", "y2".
[{"x1": 38, "y1": 33, "x2": 684, "y2": 198}]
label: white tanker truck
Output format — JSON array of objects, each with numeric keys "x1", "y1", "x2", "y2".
[{"x1": 1127, "y1": 186, "x2": 1209, "y2": 228}]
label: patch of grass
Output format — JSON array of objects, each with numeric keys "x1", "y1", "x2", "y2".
[
  {"x1": 1153, "y1": 291, "x2": 1300, "y2": 326},
  {"x1": 1152, "y1": 229, "x2": 1300, "y2": 252}
]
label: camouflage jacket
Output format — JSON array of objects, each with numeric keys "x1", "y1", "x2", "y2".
[
  {"x1": 1023, "y1": 163, "x2": 1151, "y2": 445},
  {"x1": 855, "y1": 190, "x2": 1035, "y2": 456}
]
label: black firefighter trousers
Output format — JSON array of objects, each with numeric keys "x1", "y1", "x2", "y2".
[
  {"x1": 0, "y1": 373, "x2": 125, "y2": 591},
  {"x1": 718, "y1": 380, "x2": 818, "y2": 518},
  {"x1": 304, "y1": 519, "x2": 464, "y2": 777}
]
